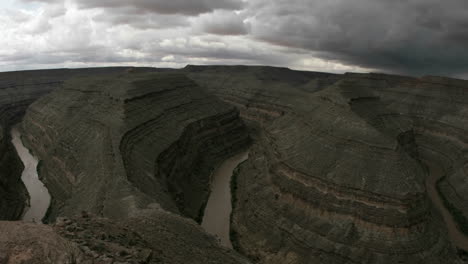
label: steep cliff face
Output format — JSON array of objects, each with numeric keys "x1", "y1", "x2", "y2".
[
  {"x1": 185, "y1": 66, "x2": 468, "y2": 263},
  {"x1": 120, "y1": 75, "x2": 250, "y2": 221},
  {"x1": 0, "y1": 135, "x2": 27, "y2": 220}
]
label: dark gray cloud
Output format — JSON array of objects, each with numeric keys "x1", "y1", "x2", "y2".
[
  {"x1": 21, "y1": 0, "x2": 244, "y2": 15},
  {"x1": 59, "y1": 0, "x2": 244, "y2": 30},
  {"x1": 196, "y1": 10, "x2": 249, "y2": 35},
  {"x1": 247, "y1": 0, "x2": 468, "y2": 76},
  {"x1": 76, "y1": 0, "x2": 244, "y2": 15}
]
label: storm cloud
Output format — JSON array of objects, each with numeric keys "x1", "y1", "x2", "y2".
[
  {"x1": 75, "y1": 0, "x2": 245, "y2": 15},
  {"x1": 2, "y1": 0, "x2": 468, "y2": 77},
  {"x1": 247, "y1": 0, "x2": 468, "y2": 76}
]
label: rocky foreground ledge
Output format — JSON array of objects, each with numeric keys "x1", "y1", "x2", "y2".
[{"x1": 0, "y1": 211, "x2": 249, "y2": 264}]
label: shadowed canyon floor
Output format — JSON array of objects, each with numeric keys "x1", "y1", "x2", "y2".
[{"x1": 0, "y1": 66, "x2": 468, "y2": 263}]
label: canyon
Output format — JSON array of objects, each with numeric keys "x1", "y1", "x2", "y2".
[{"x1": 0, "y1": 66, "x2": 468, "y2": 263}]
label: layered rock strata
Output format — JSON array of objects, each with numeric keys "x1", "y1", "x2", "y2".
[
  {"x1": 3, "y1": 65, "x2": 468, "y2": 263},
  {"x1": 21, "y1": 73, "x2": 249, "y2": 222},
  {"x1": 19, "y1": 72, "x2": 251, "y2": 263},
  {"x1": 185, "y1": 66, "x2": 468, "y2": 263},
  {"x1": 0, "y1": 67, "x2": 160, "y2": 220}
]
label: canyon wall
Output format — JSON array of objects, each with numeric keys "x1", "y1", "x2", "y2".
[
  {"x1": 3, "y1": 65, "x2": 468, "y2": 263},
  {"x1": 19, "y1": 72, "x2": 251, "y2": 263},
  {"x1": 185, "y1": 66, "x2": 468, "y2": 263},
  {"x1": 0, "y1": 67, "x2": 159, "y2": 220},
  {"x1": 21, "y1": 72, "x2": 250, "y2": 221},
  {"x1": 0, "y1": 70, "x2": 62, "y2": 220}
]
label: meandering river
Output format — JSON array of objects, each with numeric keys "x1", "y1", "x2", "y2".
[
  {"x1": 424, "y1": 161, "x2": 468, "y2": 251},
  {"x1": 11, "y1": 127, "x2": 50, "y2": 223},
  {"x1": 202, "y1": 151, "x2": 249, "y2": 248}
]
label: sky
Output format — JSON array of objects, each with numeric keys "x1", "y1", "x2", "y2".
[{"x1": 1, "y1": 0, "x2": 468, "y2": 78}]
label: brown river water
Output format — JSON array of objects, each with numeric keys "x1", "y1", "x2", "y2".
[
  {"x1": 201, "y1": 151, "x2": 249, "y2": 248},
  {"x1": 424, "y1": 161, "x2": 468, "y2": 251},
  {"x1": 11, "y1": 127, "x2": 51, "y2": 223}
]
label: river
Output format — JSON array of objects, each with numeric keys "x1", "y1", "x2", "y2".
[
  {"x1": 11, "y1": 127, "x2": 50, "y2": 223},
  {"x1": 201, "y1": 151, "x2": 249, "y2": 248},
  {"x1": 424, "y1": 161, "x2": 468, "y2": 251}
]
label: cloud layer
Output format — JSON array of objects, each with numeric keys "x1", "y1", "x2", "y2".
[
  {"x1": 248, "y1": 0, "x2": 468, "y2": 76},
  {"x1": 1, "y1": 0, "x2": 467, "y2": 77}
]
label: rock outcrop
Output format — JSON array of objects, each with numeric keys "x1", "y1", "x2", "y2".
[
  {"x1": 0, "y1": 220, "x2": 90, "y2": 264},
  {"x1": 0, "y1": 211, "x2": 249, "y2": 264}
]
